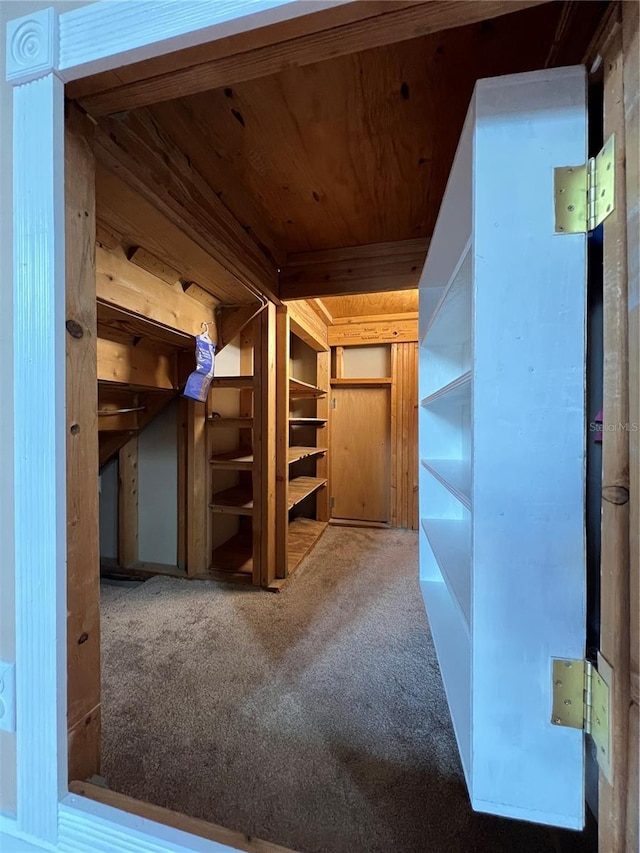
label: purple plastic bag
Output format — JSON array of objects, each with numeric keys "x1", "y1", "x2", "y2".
[{"x1": 183, "y1": 327, "x2": 216, "y2": 402}]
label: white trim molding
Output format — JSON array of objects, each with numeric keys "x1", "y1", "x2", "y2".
[{"x1": 5, "y1": 3, "x2": 333, "y2": 851}]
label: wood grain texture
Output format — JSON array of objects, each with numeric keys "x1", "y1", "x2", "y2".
[
  {"x1": 286, "y1": 299, "x2": 329, "y2": 352},
  {"x1": 254, "y1": 304, "x2": 277, "y2": 586},
  {"x1": 186, "y1": 400, "x2": 208, "y2": 576},
  {"x1": 328, "y1": 317, "x2": 418, "y2": 346},
  {"x1": 275, "y1": 306, "x2": 290, "y2": 579},
  {"x1": 315, "y1": 350, "x2": 330, "y2": 523},
  {"x1": 96, "y1": 163, "x2": 255, "y2": 306},
  {"x1": 118, "y1": 437, "x2": 139, "y2": 568},
  {"x1": 65, "y1": 104, "x2": 101, "y2": 781},
  {"x1": 330, "y1": 386, "x2": 391, "y2": 522},
  {"x1": 323, "y1": 290, "x2": 418, "y2": 318},
  {"x1": 95, "y1": 2, "x2": 603, "y2": 268},
  {"x1": 96, "y1": 244, "x2": 215, "y2": 338},
  {"x1": 97, "y1": 338, "x2": 175, "y2": 390},
  {"x1": 68, "y1": 781, "x2": 297, "y2": 853},
  {"x1": 75, "y1": 2, "x2": 550, "y2": 116},
  {"x1": 599, "y1": 21, "x2": 631, "y2": 852},
  {"x1": 622, "y1": 3, "x2": 639, "y2": 849}
]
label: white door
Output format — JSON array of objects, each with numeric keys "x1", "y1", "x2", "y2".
[{"x1": 418, "y1": 67, "x2": 587, "y2": 829}]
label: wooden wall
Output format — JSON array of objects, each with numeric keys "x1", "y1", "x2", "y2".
[{"x1": 390, "y1": 342, "x2": 419, "y2": 530}]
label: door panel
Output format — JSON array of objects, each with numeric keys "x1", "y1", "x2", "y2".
[
  {"x1": 330, "y1": 387, "x2": 390, "y2": 522},
  {"x1": 418, "y1": 66, "x2": 587, "y2": 829}
]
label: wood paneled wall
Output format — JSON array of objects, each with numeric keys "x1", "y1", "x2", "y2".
[{"x1": 390, "y1": 342, "x2": 419, "y2": 530}]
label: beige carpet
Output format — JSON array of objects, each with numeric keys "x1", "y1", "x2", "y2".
[{"x1": 101, "y1": 527, "x2": 590, "y2": 853}]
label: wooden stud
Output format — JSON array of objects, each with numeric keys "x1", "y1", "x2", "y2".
[
  {"x1": 275, "y1": 307, "x2": 290, "y2": 579},
  {"x1": 217, "y1": 303, "x2": 264, "y2": 351},
  {"x1": 310, "y1": 298, "x2": 333, "y2": 325},
  {"x1": 315, "y1": 350, "x2": 330, "y2": 523},
  {"x1": 128, "y1": 246, "x2": 181, "y2": 286},
  {"x1": 622, "y1": 3, "x2": 640, "y2": 848},
  {"x1": 118, "y1": 437, "x2": 139, "y2": 568},
  {"x1": 390, "y1": 343, "x2": 399, "y2": 528},
  {"x1": 65, "y1": 103, "x2": 101, "y2": 782},
  {"x1": 185, "y1": 399, "x2": 208, "y2": 576},
  {"x1": 177, "y1": 398, "x2": 187, "y2": 571},
  {"x1": 599, "y1": 21, "x2": 631, "y2": 853},
  {"x1": 253, "y1": 304, "x2": 277, "y2": 586},
  {"x1": 334, "y1": 346, "x2": 344, "y2": 380}
]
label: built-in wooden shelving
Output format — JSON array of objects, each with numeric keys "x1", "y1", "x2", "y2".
[
  {"x1": 288, "y1": 446, "x2": 326, "y2": 464},
  {"x1": 210, "y1": 376, "x2": 254, "y2": 388},
  {"x1": 207, "y1": 533, "x2": 253, "y2": 582},
  {"x1": 289, "y1": 417, "x2": 327, "y2": 427},
  {"x1": 209, "y1": 449, "x2": 254, "y2": 470},
  {"x1": 208, "y1": 416, "x2": 253, "y2": 428},
  {"x1": 289, "y1": 377, "x2": 326, "y2": 398},
  {"x1": 209, "y1": 485, "x2": 253, "y2": 515},
  {"x1": 288, "y1": 476, "x2": 327, "y2": 509},
  {"x1": 330, "y1": 377, "x2": 392, "y2": 386}
]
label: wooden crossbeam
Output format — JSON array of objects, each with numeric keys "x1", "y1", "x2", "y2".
[
  {"x1": 74, "y1": 2, "x2": 549, "y2": 116},
  {"x1": 97, "y1": 338, "x2": 176, "y2": 390},
  {"x1": 280, "y1": 238, "x2": 430, "y2": 299}
]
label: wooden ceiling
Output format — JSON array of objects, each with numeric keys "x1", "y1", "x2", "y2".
[
  {"x1": 322, "y1": 291, "x2": 418, "y2": 319},
  {"x1": 85, "y1": 1, "x2": 608, "y2": 303}
]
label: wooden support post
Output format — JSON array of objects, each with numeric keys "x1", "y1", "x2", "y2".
[
  {"x1": 315, "y1": 350, "x2": 330, "y2": 523},
  {"x1": 275, "y1": 307, "x2": 290, "y2": 578},
  {"x1": 185, "y1": 399, "x2": 208, "y2": 576},
  {"x1": 334, "y1": 346, "x2": 344, "y2": 379},
  {"x1": 118, "y1": 437, "x2": 139, "y2": 567},
  {"x1": 390, "y1": 343, "x2": 399, "y2": 528},
  {"x1": 65, "y1": 104, "x2": 101, "y2": 782},
  {"x1": 253, "y1": 304, "x2": 276, "y2": 587},
  {"x1": 599, "y1": 20, "x2": 631, "y2": 852},
  {"x1": 177, "y1": 399, "x2": 187, "y2": 571}
]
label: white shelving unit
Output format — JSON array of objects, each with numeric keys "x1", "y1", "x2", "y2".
[{"x1": 418, "y1": 67, "x2": 588, "y2": 829}]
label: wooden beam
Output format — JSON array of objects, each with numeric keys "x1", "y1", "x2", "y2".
[
  {"x1": 65, "y1": 104, "x2": 101, "y2": 783},
  {"x1": 599, "y1": 17, "x2": 631, "y2": 853},
  {"x1": 328, "y1": 317, "x2": 418, "y2": 347},
  {"x1": 128, "y1": 246, "x2": 181, "y2": 286},
  {"x1": 97, "y1": 302, "x2": 192, "y2": 352},
  {"x1": 185, "y1": 399, "x2": 208, "y2": 576},
  {"x1": 217, "y1": 303, "x2": 264, "y2": 350},
  {"x1": 622, "y1": 3, "x2": 639, "y2": 850},
  {"x1": 253, "y1": 304, "x2": 277, "y2": 587},
  {"x1": 275, "y1": 306, "x2": 290, "y2": 579},
  {"x1": 281, "y1": 238, "x2": 430, "y2": 299},
  {"x1": 96, "y1": 162, "x2": 255, "y2": 306},
  {"x1": 68, "y1": 782, "x2": 297, "y2": 853},
  {"x1": 315, "y1": 350, "x2": 330, "y2": 523},
  {"x1": 76, "y1": 2, "x2": 549, "y2": 116},
  {"x1": 286, "y1": 299, "x2": 329, "y2": 352},
  {"x1": 95, "y1": 113, "x2": 280, "y2": 302},
  {"x1": 97, "y1": 244, "x2": 215, "y2": 339},
  {"x1": 310, "y1": 298, "x2": 333, "y2": 325},
  {"x1": 97, "y1": 337, "x2": 176, "y2": 390},
  {"x1": 118, "y1": 437, "x2": 139, "y2": 568}
]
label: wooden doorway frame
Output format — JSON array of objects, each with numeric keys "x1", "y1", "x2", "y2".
[{"x1": 5, "y1": 1, "x2": 638, "y2": 851}]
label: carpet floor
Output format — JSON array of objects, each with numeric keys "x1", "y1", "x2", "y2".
[{"x1": 101, "y1": 526, "x2": 589, "y2": 853}]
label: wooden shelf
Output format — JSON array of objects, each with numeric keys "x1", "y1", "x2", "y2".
[
  {"x1": 421, "y1": 459, "x2": 471, "y2": 510},
  {"x1": 288, "y1": 476, "x2": 327, "y2": 509},
  {"x1": 287, "y1": 518, "x2": 327, "y2": 575},
  {"x1": 210, "y1": 376, "x2": 254, "y2": 388},
  {"x1": 208, "y1": 533, "x2": 253, "y2": 579},
  {"x1": 209, "y1": 486, "x2": 253, "y2": 515},
  {"x1": 288, "y1": 446, "x2": 326, "y2": 464},
  {"x1": 289, "y1": 417, "x2": 327, "y2": 427},
  {"x1": 289, "y1": 377, "x2": 326, "y2": 398},
  {"x1": 208, "y1": 416, "x2": 253, "y2": 428},
  {"x1": 421, "y1": 370, "x2": 471, "y2": 407},
  {"x1": 330, "y1": 377, "x2": 392, "y2": 386},
  {"x1": 421, "y1": 517, "x2": 471, "y2": 629},
  {"x1": 209, "y1": 449, "x2": 254, "y2": 470}
]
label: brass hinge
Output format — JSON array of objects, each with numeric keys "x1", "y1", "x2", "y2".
[
  {"x1": 551, "y1": 656, "x2": 612, "y2": 782},
  {"x1": 330, "y1": 398, "x2": 336, "y2": 409},
  {"x1": 554, "y1": 134, "x2": 615, "y2": 233}
]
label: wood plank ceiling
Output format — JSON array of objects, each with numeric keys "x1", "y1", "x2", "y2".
[{"x1": 84, "y1": 1, "x2": 608, "y2": 302}]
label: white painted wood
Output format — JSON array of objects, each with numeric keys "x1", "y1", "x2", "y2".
[
  {"x1": 12, "y1": 72, "x2": 67, "y2": 845},
  {"x1": 418, "y1": 66, "x2": 588, "y2": 829},
  {"x1": 57, "y1": 0, "x2": 346, "y2": 81}
]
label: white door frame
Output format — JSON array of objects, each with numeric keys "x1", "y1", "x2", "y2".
[{"x1": 3, "y1": 2, "x2": 344, "y2": 851}]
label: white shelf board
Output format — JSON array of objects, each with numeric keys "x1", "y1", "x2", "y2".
[
  {"x1": 421, "y1": 459, "x2": 471, "y2": 510},
  {"x1": 421, "y1": 370, "x2": 471, "y2": 408},
  {"x1": 420, "y1": 577, "x2": 471, "y2": 785},
  {"x1": 421, "y1": 239, "x2": 472, "y2": 347},
  {"x1": 421, "y1": 517, "x2": 471, "y2": 629}
]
